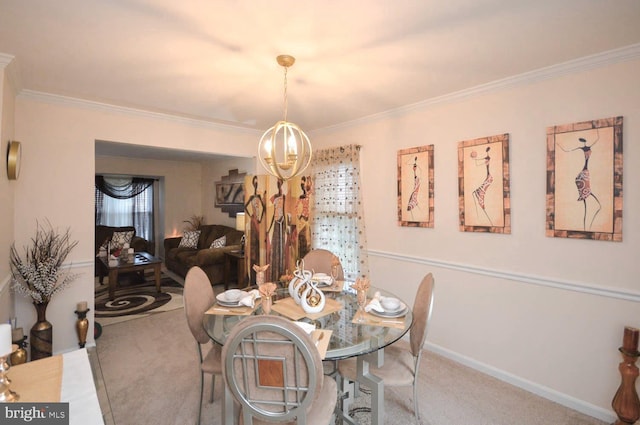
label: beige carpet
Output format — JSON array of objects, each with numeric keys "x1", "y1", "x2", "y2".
[{"x1": 94, "y1": 308, "x2": 607, "y2": 425}]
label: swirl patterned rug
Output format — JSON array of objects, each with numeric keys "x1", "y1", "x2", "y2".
[{"x1": 94, "y1": 272, "x2": 184, "y2": 327}]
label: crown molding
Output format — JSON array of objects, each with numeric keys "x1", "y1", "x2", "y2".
[
  {"x1": 17, "y1": 89, "x2": 262, "y2": 135},
  {"x1": 0, "y1": 53, "x2": 22, "y2": 94},
  {"x1": 0, "y1": 53, "x2": 14, "y2": 67},
  {"x1": 314, "y1": 43, "x2": 640, "y2": 135}
]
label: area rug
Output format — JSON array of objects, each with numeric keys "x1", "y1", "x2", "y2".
[{"x1": 94, "y1": 273, "x2": 184, "y2": 327}]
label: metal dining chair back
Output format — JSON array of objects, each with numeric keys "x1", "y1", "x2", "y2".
[
  {"x1": 184, "y1": 266, "x2": 222, "y2": 425},
  {"x1": 221, "y1": 315, "x2": 337, "y2": 424},
  {"x1": 302, "y1": 249, "x2": 344, "y2": 281},
  {"x1": 337, "y1": 272, "x2": 435, "y2": 423}
]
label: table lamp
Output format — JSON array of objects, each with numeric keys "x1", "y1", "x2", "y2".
[{"x1": 236, "y1": 212, "x2": 246, "y2": 254}]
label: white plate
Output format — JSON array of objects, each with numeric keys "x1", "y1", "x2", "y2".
[
  {"x1": 369, "y1": 303, "x2": 408, "y2": 318},
  {"x1": 216, "y1": 291, "x2": 246, "y2": 307},
  {"x1": 312, "y1": 273, "x2": 333, "y2": 286}
]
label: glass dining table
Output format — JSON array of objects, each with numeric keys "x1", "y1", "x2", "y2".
[{"x1": 202, "y1": 283, "x2": 413, "y2": 425}]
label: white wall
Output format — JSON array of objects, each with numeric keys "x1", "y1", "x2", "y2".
[
  {"x1": 12, "y1": 95, "x2": 258, "y2": 355},
  {"x1": 311, "y1": 57, "x2": 640, "y2": 420},
  {"x1": 0, "y1": 61, "x2": 17, "y2": 324}
]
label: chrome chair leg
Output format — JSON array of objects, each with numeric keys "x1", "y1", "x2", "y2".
[{"x1": 197, "y1": 370, "x2": 204, "y2": 425}]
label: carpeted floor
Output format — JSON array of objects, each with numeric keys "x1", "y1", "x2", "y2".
[
  {"x1": 94, "y1": 272, "x2": 184, "y2": 327},
  {"x1": 93, "y1": 307, "x2": 607, "y2": 425}
]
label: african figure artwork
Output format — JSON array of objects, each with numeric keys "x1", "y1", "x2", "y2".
[
  {"x1": 244, "y1": 174, "x2": 312, "y2": 285},
  {"x1": 556, "y1": 132, "x2": 603, "y2": 231},
  {"x1": 458, "y1": 133, "x2": 510, "y2": 234},
  {"x1": 406, "y1": 156, "x2": 421, "y2": 212},
  {"x1": 267, "y1": 178, "x2": 287, "y2": 282},
  {"x1": 397, "y1": 145, "x2": 434, "y2": 227},
  {"x1": 470, "y1": 146, "x2": 495, "y2": 226},
  {"x1": 547, "y1": 116, "x2": 622, "y2": 241}
]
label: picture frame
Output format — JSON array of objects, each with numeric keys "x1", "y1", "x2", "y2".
[
  {"x1": 546, "y1": 116, "x2": 623, "y2": 241},
  {"x1": 215, "y1": 169, "x2": 246, "y2": 217},
  {"x1": 397, "y1": 145, "x2": 434, "y2": 227},
  {"x1": 457, "y1": 133, "x2": 511, "y2": 233}
]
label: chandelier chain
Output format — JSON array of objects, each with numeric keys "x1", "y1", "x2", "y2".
[{"x1": 282, "y1": 66, "x2": 288, "y2": 122}]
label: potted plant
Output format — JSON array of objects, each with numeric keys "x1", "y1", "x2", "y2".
[{"x1": 10, "y1": 221, "x2": 79, "y2": 360}]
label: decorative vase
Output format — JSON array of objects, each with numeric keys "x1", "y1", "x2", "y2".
[
  {"x1": 300, "y1": 281, "x2": 326, "y2": 314},
  {"x1": 75, "y1": 308, "x2": 90, "y2": 349},
  {"x1": 290, "y1": 270, "x2": 312, "y2": 305},
  {"x1": 9, "y1": 346, "x2": 27, "y2": 366},
  {"x1": 30, "y1": 302, "x2": 53, "y2": 361}
]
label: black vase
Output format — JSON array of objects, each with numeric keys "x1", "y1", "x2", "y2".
[{"x1": 30, "y1": 302, "x2": 53, "y2": 361}]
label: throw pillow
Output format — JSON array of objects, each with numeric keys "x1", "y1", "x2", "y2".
[
  {"x1": 210, "y1": 235, "x2": 226, "y2": 249},
  {"x1": 110, "y1": 230, "x2": 134, "y2": 251},
  {"x1": 179, "y1": 230, "x2": 201, "y2": 249}
]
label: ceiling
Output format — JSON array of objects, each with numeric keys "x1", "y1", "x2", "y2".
[{"x1": 1, "y1": 0, "x2": 640, "y2": 159}]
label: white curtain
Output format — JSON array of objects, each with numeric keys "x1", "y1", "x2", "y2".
[{"x1": 310, "y1": 144, "x2": 369, "y2": 280}]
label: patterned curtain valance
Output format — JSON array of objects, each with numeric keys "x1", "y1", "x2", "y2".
[{"x1": 95, "y1": 176, "x2": 154, "y2": 199}]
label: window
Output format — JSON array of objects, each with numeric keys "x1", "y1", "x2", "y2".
[
  {"x1": 310, "y1": 145, "x2": 369, "y2": 280},
  {"x1": 95, "y1": 176, "x2": 155, "y2": 242}
]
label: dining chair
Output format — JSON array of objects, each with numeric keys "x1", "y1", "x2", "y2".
[
  {"x1": 221, "y1": 315, "x2": 338, "y2": 425},
  {"x1": 337, "y1": 273, "x2": 435, "y2": 422},
  {"x1": 184, "y1": 266, "x2": 223, "y2": 425},
  {"x1": 302, "y1": 249, "x2": 344, "y2": 281}
]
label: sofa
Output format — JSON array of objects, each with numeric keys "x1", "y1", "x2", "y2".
[
  {"x1": 164, "y1": 224, "x2": 244, "y2": 285},
  {"x1": 95, "y1": 225, "x2": 150, "y2": 275}
]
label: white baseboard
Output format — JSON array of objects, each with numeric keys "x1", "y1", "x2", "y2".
[{"x1": 425, "y1": 342, "x2": 616, "y2": 423}]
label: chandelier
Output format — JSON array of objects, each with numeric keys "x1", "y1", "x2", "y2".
[{"x1": 258, "y1": 55, "x2": 312, "y2": 181}]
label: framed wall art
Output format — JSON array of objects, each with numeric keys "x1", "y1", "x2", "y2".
[
  {"x1": 546, "y1": 116, "x2": 623, "y2": 241},
  {"x1": 215, "y1": 169, "x2": 246, "y2": 217},
  {"x1": 458, "y1": 133, "x2": 510, "y2": 233},
  {"x1": 397, "y1": 145, "x2": 434, "y2": 227}
]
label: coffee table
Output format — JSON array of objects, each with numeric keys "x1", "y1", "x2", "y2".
[{"x1": 98, "y1": 252, "x2": 162, "y2": 300}]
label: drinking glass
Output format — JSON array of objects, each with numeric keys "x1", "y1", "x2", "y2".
[
  {"x1": 330, "y1": 264, "x2": 339, "y2": 288},
  {"x1": 356, "y1": 289, "x2": 367, "y2": 323}
]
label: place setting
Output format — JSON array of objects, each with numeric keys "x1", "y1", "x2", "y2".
[
  {"x1": 351, "y1": 280, "x2": 408, "y2": 329},
  {"x1": 205, "y1": 288, "x2": 262, "y2": 316},
  {"x1": 311, "y1": 272, "x2": 343, "y2": 292},
  {"x1": 293, "y1": 321, "x2": 333, "y2": 360}
]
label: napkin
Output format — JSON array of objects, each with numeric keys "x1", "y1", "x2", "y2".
[
  {"x1": 239, "y1": 289, "x2": 260, "y2": 308},
  {"x1": 293, "y1": 321, "x2": 316, "y2": 334},
  {"x1": 364, "y1": 291, "x2": 385, "y2": 313}
]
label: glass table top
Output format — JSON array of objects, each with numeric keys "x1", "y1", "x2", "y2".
[{"x1": 202, "y1": 284, "x2": 413, "y2": 361}]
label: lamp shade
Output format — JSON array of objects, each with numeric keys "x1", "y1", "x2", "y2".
[
  {"x1": 235, "y1": 212, "x2": 246, "y2": 231},
  {"x1": 0, "y1": 324, "x2": 11, "y2": 356}
]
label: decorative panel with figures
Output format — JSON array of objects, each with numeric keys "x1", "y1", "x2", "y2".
[{"x1": 243, "y1": 175, "x2": 313, "y2": 284}]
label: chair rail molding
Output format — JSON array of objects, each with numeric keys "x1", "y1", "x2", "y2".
[{"x1": 367, "y1": 249, "x2": 640, "y2": 303}]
